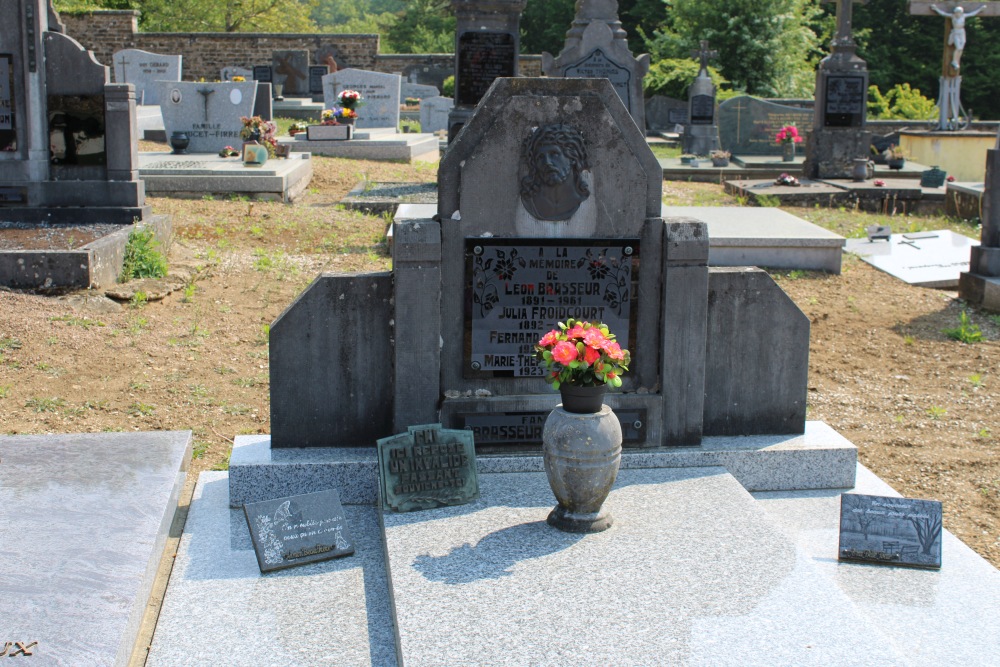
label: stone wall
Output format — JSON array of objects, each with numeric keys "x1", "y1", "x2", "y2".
[{"x1": 59, "y1": 10, "x2": 542, "y2": 83}]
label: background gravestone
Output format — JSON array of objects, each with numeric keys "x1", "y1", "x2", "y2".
[
  {"x1": 959, "y1": 145, "x2": 1000, "y2": 310},
  {"x1": 271, "y1": 50, "x2": 309, "y2": 96},
  {"x1": 221, "y1": 66, "x2": 253, "y2": 82},
  {"x1": 402, "y1": 82, "x2": 439, "y2": 100},
  {"x1": 718, "y1": 96, "x2": 812, "y2": 155},
  {"x1": 112, "y1": 48, "x2": 181, "y2": 106},
  {"x1": 542, "y1": 0, "x2": 650, "y2": 133},
  {"x1": 252, "y1": 65, "x2": 273, "y2": 83},
  {"x1": 420, "y1": 96, "x2": 454, "y2": 133},
  {"x1": 308, "y1": 65, "x2": 328, "y2": 96},
  {"x1": 322, "y1": 68, "x2": 401, "y2": 129},
  {"x1": 682, "y1": 40, "x2": 719, "y2": 155},
  {"x1": 157, "y1": 80, "x2": 257, "y2": 153},
  {"x1": 645, "y1": 95, "x2": 688, "y2": 133},
  {"x1": 403, "y1": 63, "x2": 452, "y2": 89}
]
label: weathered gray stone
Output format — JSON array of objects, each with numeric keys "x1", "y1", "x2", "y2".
[
  {"x1": 542, "y1": 0, "x2": 650, "y2": 132},
  {"x1": 157, "y1": 80, "x2": 257, "y2": 153},
  {"x1": 112, "y1": 48, "x2": 181, "y2": 105},
  {"x1": 418, "y1": 95, "x2": 453, "y2": 133},
  {"x1": 645, "y1": 95, "x2": 688, "y2": 132},
  {"x1": 269, "y1": 272, "x2": 394, "y2": 448},
  {"x1": 322, "y1": 68, "x2": 401, "y2": 129},
  {"x1": 960, "y1": 147, "x2": 1000, "y2": 309},
  {"x1": 403, "y1": 63, "x2": 452, "y2": 89},
  {"x1": 402, "y1": 82, "x2": 439, "y2": 100},
  {"x1": 682, "y1": 41, "x2": 720, "y2": 155},
  {"x1": 272, "y1": 49, "x2": 310, "y2": 96},
  {"x1": 704, "y1": 267, "x2": 809, "y2": 435}
]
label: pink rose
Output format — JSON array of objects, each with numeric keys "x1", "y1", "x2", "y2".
[
  {"x1": 602, "y1": 341, "x2": 624, "y2": 361},
  {"x1": 538, "y1": 330, "x2": 560, "y2": 347},
  {"x1": 583, "y1": 346, "x2": 601, "y2": 366},
  {"x1": 582, "y1": 329, "x2": 606, "y2": 347},
  {"x1": 552, "y1": 341, "x2": 578, "y2": 365},
  {"x1": 565, "y1": 325, "x2": 586, "y2": 339}
]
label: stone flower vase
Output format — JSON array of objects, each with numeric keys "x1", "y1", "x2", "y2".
[
  {"x1": 781, "y1": 142, "x2": 794, "y2": 162},
  {"x1": 542, "y1": 384, "x2": 622, "y2": 533},
  {"x1": 169, "y1": 131, "x2": 189, "y2": 154}
]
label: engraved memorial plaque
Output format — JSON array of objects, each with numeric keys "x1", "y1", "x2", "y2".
[
  {"x1": 0, "y1": 54, "x2": 15, "y2": 152},
  {"x1": 564, "y1": 49, "x2": 632, "y2": 112},
  {"x1": 244, "y1": 489, "x2": 355, "y2": 573},
  {"x1": 466, "y1": 238, "x2": 639, "y2": 377},
  {"x1": 252, "y1": 65, "x2": 273, "y2": 83},
  {"x1": 377, "y1": 424, "x2": 479, "y2": 512},
  {"x1": 667, "y1": 108, "x2": 688, "y2": 125},
  {"x1": 308, "y1": 65, "x2": 328, "y2": 95},
  {"x1": 457, "y1": 32, "x2": 516, "y2": 106},
  {"x1": 0, "y1": 187, "x2": 26, "y2": 203},
  {"x1": 690, "y1": 94, "x2": 715, "y2": 125},
  {"x1": 461, "y1": 409, "x2": 647, "y2": 447},
  {"x1": 838, "y1": 493, "x2": 942, "y2": 569},
  {"x1": 824, "y1": 74, "x2": 866, "y2": 127}
]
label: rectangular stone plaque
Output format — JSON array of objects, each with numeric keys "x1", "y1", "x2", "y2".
[
  {"x1": 690, "y1": 94, "x2": 714, "y2": 125},
  {"x1": 564, "y1": 48, "x2": 632, "y2": 112},
  {"x1": 465, "y1": 238, "x2": 639, "y2": 377},
  {"x1": 0, "y1": 187, "x2": 26, "y2": 204},
  {"x1": 0, "y1": 54, "x2": 15, "y2": 152},
  {"x1": 460, "y1": 409, "x2": 647, "y2": 446},
  {"x1": 308, "y1": 65, "x2": 328, "y2": 94},
  {"x1": 824, "y1": 75, "x2": 866, "y2": 128},
  {"x1": 252, "y1": 65, "x2": 273, "y2": 82},
  {"x1": 377, "y1": 424, "x2": 479, "y2": 512},
  {"x1": 838, "y1": 493, "x2": 942, "y2": 569},
  {"x1": 667, "y1": 108, "x2": 688, "y2": 125},
  {"x1": 457, "y1": 31, "x2": 516, "y2": 106},
  {"x1": 243, "y1": 489, "x2": 355, "y2": 573}
]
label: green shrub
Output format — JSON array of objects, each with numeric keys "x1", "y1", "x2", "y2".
[
  {"x1": 868, "y1": 84, "x2": 938, "y2": 121},
  {"x1": 442, "y1": 75, "x2": 455, "y2": 98},
  {"x1": 942, "y1": 310, "x2": 983, "y2": 344},
  {"x1": 120, "y1": 227, "x2": 168, "y2": 282},
  {"x1": 644, "y1": 58, "x2": 728, "y2": 100}
]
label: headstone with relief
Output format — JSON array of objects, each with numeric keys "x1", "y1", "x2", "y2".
[
  {"x1": 322, "y1": 68, "x2": 401, "y2": 129},
  {"x1": 271, "y1": 50, "x2": 309, "y2": 96},
  {"x1": 221, "y1": 66, "x2": 253, "y2": 82},
  {"x1": 112, "y1": 48, "x2": 181, "y2": 106},
  {"x1": 158, "y1": 80, "x2": 257, "y2": 153}
]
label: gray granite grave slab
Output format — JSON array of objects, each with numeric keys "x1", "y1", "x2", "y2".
[
  {"x1": 382, "y1": 466, "x2": 901, "y2": 666},
  {"x1": 271, "y1": 50, "x2": 309, "y2": 96},
  {"x1": 322, "y1": 69, "x2": 401, "y2": 129},
  {"x1": 157, "y1": 80, "x2": 257, "y2": 153},
  {"x1": 282, "y1": 133, "x2": 439, "y2": 163},
  {"x1": 719, "y1": 96, "x2": 812, "y2": 155},
  {"x1": 138, "y1": 151, "x2": 312, "y2": 202},
  {"x1": 663, "y1": 205, "x2": 846, "y2": 273},
  {"x1": 401, "y1": 82, "x2": 439, "y2": 100},
  {"x1": 271, "y1": 97, "x2": 324, "y2": 121},
  {"x1": 227, "y1": 420, "x2": 857, "y2": 507},
  {"x1": 845, "y1": 230, "x2": 979, "y2": 288},
  {"x1": 418, "y1": 95, "x2": 453, "y2": 133},
  {"x1": 0, "y1": 431, "x2": 190, "y2": 667},
  {"x1": 113, "y1": 48, "x2": 181, "y2": 106},
  {"x1": 147, "y1": 472, "x2": 397, "y2": 667}
]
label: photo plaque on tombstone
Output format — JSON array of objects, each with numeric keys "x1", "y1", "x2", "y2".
[
  {"x1": 243, "y1": 489, "x2": 355, "y2": 573},
  {"x1": 377, "y1": 424, "x2": 479, "y2": 512},
  {"x1": 690, "y1": 94, "x2": 714, "y2": 125},
  {"x1": 838, "y1": 493, "x2": 943, "y2": 569},
  {"x1": 456, "y1": 32, "x2": 516, "y2": 107},
  {"x1": 824, "y1": 74, "x2": 866, "y2": 127},
  {"x1": 465, "y1": 238, "x2": 639, "y2": 378},
  {"x1": 252, "y1": 66, "x2": 273, "y2": 83},
  {"x1": 47, "y1": 95, "x2": 106, "y2": 166}
]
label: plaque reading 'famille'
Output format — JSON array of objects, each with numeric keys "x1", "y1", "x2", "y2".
[
  {"x1": 457, "y1": 32, "x2": 516, "y2": 106},
  {"x1": 564, "y1": 49, "x2": 632, "y2": 112},
  {"x1": 690, "y1": 94, "x2": 714, "y2": 125},
  {"x1": 377, "y1": 424, "x2": 479, "y2": 512},
  {"x1": 466, "y1": 238, "x2": 639, "y2": 377},
  {"x1": 824, "y1": 74, "x2": 866, "y2": 127},
  {"x1": 243, "y1": 489, "x2": 354, "y2": 573},
  {"x1": 838, "y1": 493, "x2": 942, "y2": 569}
]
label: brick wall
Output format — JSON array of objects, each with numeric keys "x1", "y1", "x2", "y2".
[{"x1": 59, "y1": 10, "x2": 541, "y2": 84}]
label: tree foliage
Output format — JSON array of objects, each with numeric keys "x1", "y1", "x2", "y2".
[
  {"x1": 643, "y1": 58, "x2": 727, "y2": 100},
  {"x1": 867, "y1": 83, "x2": 937, "y2": 121}
]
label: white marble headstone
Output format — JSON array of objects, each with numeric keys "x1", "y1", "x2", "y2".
[
  {"x1": 113, "y1": 48, "x2": 182, "y2": 106},
  {"x1": 419, "y1": 96, "x2": 454, "y2": 133},
  {"x1": 157, "y1": 81, "x2": 257, "y2": 153},
  {"x1": 845, "y1": 230, "x2": 980, "y2": 288},
  {"x1": 323, "y1": 68, "x2": 401, "y2": 130}
]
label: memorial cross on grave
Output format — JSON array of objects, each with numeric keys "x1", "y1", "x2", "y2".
[
  {"x1": 691, "y1": 40, "x2": 717, "y2": 73},
  {"x1": 197, "y1": 87, "x2": 215, "y2": 122},
  {"x1": 909, "y1": 1, "x2": 1000, "y2": 129},
  {"x1": 823, "y1": 0, "x2": 869, "y2": 51},
  {"x1": 115, "y1": 53, "x2": 129, "y2": 83}
]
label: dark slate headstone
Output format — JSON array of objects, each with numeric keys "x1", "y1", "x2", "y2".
[
  {"x1": 645, "y1": 95, "x2": 687, "y2": 132},
  {"x1": 252, "y1": 65, "x2": 273, "y2": 83},
  {"x1": 0, "y1": 54, "x2": 14, "y2": 152},
  {"x1": 47, "y1": 94, "x2": 106, "y2": 166},
  {"x1": 308, "y1": 65, "x2": 328, "y2": 95},
  {"x1": 377, "y1": 424, "x2": 479, "y2": 512},
  {"x1": 717, "y1": 96, "x2": 812, "y2": 155},
  {"x1": 269, "y1": 272, "x2": 394, "y2": 448},
  {"x1": 456, "y1": 31, "x2": 516, "y2": 107},
  {"x1": 244, "y1": 489, "x2": 355, "y2": 573},
  {"x1": 403, "y1": 63, "x2": 452, "y2": 89},
  {"x1": 838, "y1": 494, "x2": 942, "y2": 569},
  {"x1": 271, "y1": 50, "x2": 309, "y2": 95}
]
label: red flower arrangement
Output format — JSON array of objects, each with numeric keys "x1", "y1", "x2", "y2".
[
  {"x1": 535, "y1": 319, "x2": 631, "y2": 390},
  {"x1": 775, "y1": 125, "x2": 803, "y2": 145}
]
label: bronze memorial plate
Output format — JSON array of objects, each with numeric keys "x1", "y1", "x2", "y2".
[{"x1": 377, "y1": 423, "x2": 479, "y2": 512}]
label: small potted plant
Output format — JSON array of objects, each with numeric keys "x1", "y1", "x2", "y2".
[
  {"x1": 680, "y1": 154, "x2": 697, "y2": 165},
  {"x1": 710, "y1": 149, "x2": 731, "y2": 167},
  {"x1": 308, "y1": 108, "x2": 356, "y2": 140},
  {"x1": 218, "y1": 145, "x2": 239, "y2": 158},
  {"x1": 240, "y1": 116, "x2": 277, "y2": 159},
  {"x1": 775, "y1": 125, "x2": 803, "y2": 162},
  {"x1": 288, "y1": 121, "x2": 308, "y2": 137},
  {"x1": 884, "y1": 144, "x2": 906, "y2": 170},
  {"x1": 535, "y1": 319, "x2": 630, "y2": 412},
  {"x1": 404, "y1": 97, "x2": 420, "y2": 108}
]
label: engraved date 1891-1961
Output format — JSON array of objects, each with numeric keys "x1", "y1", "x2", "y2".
[{"x1": 0, "y1": 641, "x2": 38, "y2": 657}]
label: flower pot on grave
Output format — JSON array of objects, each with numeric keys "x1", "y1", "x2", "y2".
[
  {"x1": 242, "y1": 141, "x2": 268, "y2": 167},
  {"x1": 169, "y1": 131, "x2": 190, "y2": 154},
  {"x1": 887, "y1": 158, "x2": 905, "y2": 170},
  {"x1": 711, "y1": 157, "x2": 730, "y2": 167},
  {"x1": 852, "y1": 158, "x2": 873, "y2": 182},
  {"x1": 340, "y1": 117, "x2": 356, "y2": 127},
  {"x1": 542, "y1": 385, "x2": 621, "y2": 534},
  {"x1": 920, "y1": 166, "x2": 947, "y2": 188},
  {"x1": 781, "y1": 142, "x2": 795, "y2": 162}
]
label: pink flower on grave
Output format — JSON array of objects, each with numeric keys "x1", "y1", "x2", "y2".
[
  {"x1": 874, "y1": 179, "x2": 885, "y2": 187},
  {"x1": 565, "y1": 324, "x2": 587, "y2": 339},
  {"x1": 551, "y1": 341, "x2": 578, "y2": 365},
  {"x1": 601, "y1": 340, "x2": 625, "y2": 361},
  {"x1": 776, "y1": 125, "x2": 803, "y2": 144},
  {"x1": 582, "y1": 328, "x2": 607, "y2": 348},
  {"x1": 583, "y1": 345, "x2": 601, "y2": 366},
  {"x1": 538, "y1": 330, "x2": 560, "y2": 348},
  {"x1": 947, "y1": 175, "x2": 956, "y2": 182}
]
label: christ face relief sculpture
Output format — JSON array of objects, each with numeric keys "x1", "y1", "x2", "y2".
[{"x1": 519, "y1": 124, "x2": 591, "y2": 222}]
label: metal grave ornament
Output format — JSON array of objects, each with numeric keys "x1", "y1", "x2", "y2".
[{"x1": 377, "y1": 424, "x2": 479, "y2": 512}]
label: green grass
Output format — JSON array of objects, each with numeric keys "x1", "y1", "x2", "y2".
[
  {"x1": 120, "y1": 227, "x2": 168, "y2": 282},
  {"x1": 943, "y1": 310, "x2": 983, "y2": 344},
  {"x1": 25, "y1": 396, "x2": 65, "y2": 413}
]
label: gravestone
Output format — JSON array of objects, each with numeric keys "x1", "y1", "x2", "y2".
[
  {"x1": 959, "y1": 143, "x2": 1000, "y2": 308},
  {"x1": 402, "y1": 82, "x2": 439, "y2": 100},
  {"x1": 112, "y1": 48, "x2": 181, "y2": 106},
  {"x1": 322, "y1": 68, "x2": 401, "y2": 129},
  {"x1": 252, "y1": 65, "x2": 273, "y2": 83},
  {"x1": 803, "y1": 0, "x2": 872, "y2": 179},
  {"x1": 0, "y1": 0, "x2": 148, "y2": 224},
  {"x1": 718, "y1": 96, "x2": 812, "y2": 156},
  {"x1": 403, "y1": 63, "x2": 452, "y2": 89},
  {"x1": 420, "y1": 95, "x2": 454, "y2": 133},
  {"x1": 449, "y1": 0, "x2": 527, "y2": 140},
  {"x1": 221, "y1": 66, "x2": 253, "y2": 82},
  {"x1": 682, "y1": 40, "x2": 720, "y2": 155},
  {"x1": 272, "y1": 50, "x2": 309, "y2": 96},
  {"x1": 308, "y1": 65, "x2": 328, "y2": 95},
  {"x1": 645, "y1": 95, "x2": 688, "y2": 133},
  {"x1": 157, "y1": 80, "x2": 257, "y2": 153},
  {"x1": 542, "y1": 0, "x2": 650, "y2": 133}
]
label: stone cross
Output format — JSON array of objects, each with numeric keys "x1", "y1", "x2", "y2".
[
  {"x1": 116, "y1": 53, "x2": 129, "y2": 83},
  {"x1": 196, "y1": 87, "x2": 215, "y2": 122},
  {"x1": 822, "y1": 0, "x2": 869, "y2": 49},
  {"x1": 691, "y1": 40, "x2": 717, "y2": 75}
]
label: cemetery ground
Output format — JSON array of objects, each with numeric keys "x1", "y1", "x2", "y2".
[{"x1": 0, "y1": 151, "x2": 998, "y2": 570}]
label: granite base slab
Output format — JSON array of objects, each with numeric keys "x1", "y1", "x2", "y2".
[
  {"x1": 227, "y1": 421, "x2": 857, "y2": 508},
  {"x1": 959, "y1": 271, "x2": 1000, "y2": 311},
  {"x1": 0, "y1": 431, "x2": 191, "y2": 667},
  {"x1": 147, "y1": 472, "x2": 397, "y2": 667},
  {"x1": 663, "y1": 205, "x2": 846, "y2": 273},
  {"x1": 138, "y1": 152, "x2": 313, "y2": 203},
  {"x1": 845, "y1": 230, "x2": 978, "y2": 288},
  {"x1": 282, "y1": 133, "x2": 439, "y2": 163}
]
